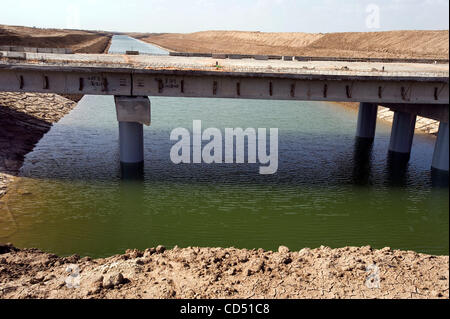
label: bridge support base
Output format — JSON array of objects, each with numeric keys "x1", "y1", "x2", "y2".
[
  {"x1": 388, "y1": 111, "x2": 416, "y2": 162},
  {"x1": 356, "y1": 102, "x2": 378, "y2": 140},
  {"x1": 432, "y1": 122, "x2": 449, "y2": 172},
  {"x1": 114, "y1": 96, "x2": 151, "y2": 167}
]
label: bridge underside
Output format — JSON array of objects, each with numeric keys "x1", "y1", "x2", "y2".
[{"x1": 0, "y1": 54, "x2": 448, "y2": 175}]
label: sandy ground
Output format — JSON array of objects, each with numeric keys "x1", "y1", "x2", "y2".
[
  {"x1": 133, "y1": 30, "x2": 449, "y2": 59},
  {"x1": 0, "y1": 24, "x2": 112, "y2": 53},
  {"x1": 0, "y1": 244, "x2": 448, "y2": 299}
]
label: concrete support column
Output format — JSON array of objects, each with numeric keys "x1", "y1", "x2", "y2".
[
  {"x1": 118, "y1": 121, "x2": 144, "y2": 164},
  {"x1": 114, "y1": 96, "x2": 151, "y2": 165},
  {"x1": 388, "y1": 111, "x2": 416, "y2": 161},
  {"x1": 356, "y1": 102, "x2": 378, "y2": 140},
  {"x1": 431, "y1": 122, "x2": 449, "y2": 172}
]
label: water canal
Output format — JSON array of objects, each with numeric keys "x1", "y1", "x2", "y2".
[{"x1": 1, "y1": 36, "x2": 448, "y2": 258}]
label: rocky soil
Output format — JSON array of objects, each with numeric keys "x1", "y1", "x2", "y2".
[{"x1": 0, "y1": 244, "x2": 448, "y2": 299}]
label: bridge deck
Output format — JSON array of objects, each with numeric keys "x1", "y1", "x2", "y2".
[{"x1": 0, "y1": 52, "x2": 448, "y2": 104}]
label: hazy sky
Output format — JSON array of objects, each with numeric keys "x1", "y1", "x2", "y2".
[{"x1": 1, "y1": 0, "x2": 448, "y2": 33}]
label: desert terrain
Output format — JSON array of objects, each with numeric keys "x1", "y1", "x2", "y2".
[
  {"x1": 133, "y1": 30, "x2": 449, "y2": 59},
  {"x1": 0, "y1": 243, "x2": 448, "y2": 299},
  {"x1": 0, "y1": 24, "x2": 112, "y2": 53}
]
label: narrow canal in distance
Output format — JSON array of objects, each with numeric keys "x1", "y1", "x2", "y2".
[{"x1": 1, "y1": 35, "x2": 448, "y2": 258}]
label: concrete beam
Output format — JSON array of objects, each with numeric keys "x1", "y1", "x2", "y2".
[
  {"x1": 356, "y1": 102, "x2": 378, "y2": 140},
  {"x1": 0, "y1": 55, "x2": 448, "y2": 105},
  {"x1": 1, "y1": 67, "x2": 447, "y2": 105},
  {"x1": 114, "y1": 96, "x2": 151, "y2": 126},
  {"x1": 382, "y1": 103, "x2": 449, "y2": 123},
  {"x1": 432, "y1": 122, "x2": 449, "y2": 172}
]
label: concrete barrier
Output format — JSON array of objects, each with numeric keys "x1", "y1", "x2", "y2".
[
  {"x1": 212, "y1": 53, "x2": 227, "y2": 59},
  {"x1": 6, "y1": 51, "x2": 26, "y2": 60},
  {"x1": 169, "y1": 52, "x2": 189, "y2": 57},
  {"x1": 37, "y1": 48, "x2": 53, "y2": 53},
  {"x1": 0, "y1": 46, "x2": 73, "y2": 54},
  {"x1": 24, "y1": 47, "x2": 38, "y2": 53},
  {"x1": 51, "y1": 48, "x2": 67, "y2": 54},
  {"x1": 293, "y1": 55, "x2": 449, "y2": 64},
  {"x1": 253, "y1": 55, "x2": 269, "y2": 60},
  {"x1": 191, "y1": 53, "x2": 213, "y2": 57},
  {"x1": 10, "y1": 46, "x2": 25, "y2": 52}
]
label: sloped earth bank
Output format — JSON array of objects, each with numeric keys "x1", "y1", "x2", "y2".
[
  {"x1": 0, "y1": 24, "x2": 112, "y2": 53},
  {"x1": 0, "y1": 93, "x2": 78, "y2": 198},
  {"x1": 135, "y1": 30, "x2": 449, "y2": 59},
  {"x1": 0, "y1": 244, "x2": 448, "y2": 299}
]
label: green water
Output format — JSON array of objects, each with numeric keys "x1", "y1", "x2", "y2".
[{"x1": 1, "y1": 96, "x2": 448, "y2": 257}]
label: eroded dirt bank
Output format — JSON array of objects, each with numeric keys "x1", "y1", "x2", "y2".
[
  {"x1": 0, "y1": 244, "x2": 448, "y2": 299},
  {"x1": 0, "y1": 24, "x2": 112, "y2": 53},
  {"x1": 0, "y1": 93, "x2": 78, "y2": 198}
]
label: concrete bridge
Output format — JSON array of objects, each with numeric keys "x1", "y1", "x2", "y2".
[{"x1": 0, "y1": 51, "x2": 448, "y2": 173}]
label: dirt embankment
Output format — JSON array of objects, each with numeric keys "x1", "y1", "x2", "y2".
[
  {"x1": 0, "y1": 244, "x2": 448, "y2": 299},
  {"x1": 0, "y1": 93, "x2": 78, "y2": 198},
  {"x1": 0, "y1": 24, "x2": 112, "y2": 53},
  {"x1": 134, "y1": 30, "x2": 449, "y2": 59},
  {"x1": 0, "y1": 25, "x2": 113, "y2": 199}
]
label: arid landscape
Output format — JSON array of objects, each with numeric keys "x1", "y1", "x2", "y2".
[{"x1": 132, "y1": 30, "x2": 449, "y2": 59}]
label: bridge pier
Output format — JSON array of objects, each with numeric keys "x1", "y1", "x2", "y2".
[
  {"x1": 118, "y1": 122, "x2": 144, "y2": 164},
  {"x1": 114, "y1": 96, "x2": 151, "y2": 172},
  {"x1": 388, "y1": 111, "x2": 416, "y2": 161},
  {"x1": 432, "y1": 122, "x2": 449, "y2": 172},
  {"x1": 356, "y1": 102, "x2": 378, "y2": 140}
]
